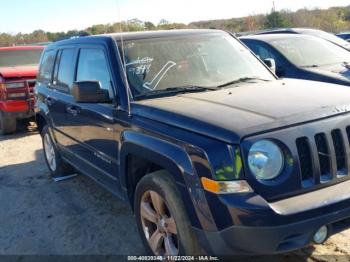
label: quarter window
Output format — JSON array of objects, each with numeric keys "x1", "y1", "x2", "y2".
[
  {"x1": 76, "y1": 48, "x2": 112, "y2": 91},
  {"x1": 37, "y1": 50, "x2": 56, "y2": 85}
]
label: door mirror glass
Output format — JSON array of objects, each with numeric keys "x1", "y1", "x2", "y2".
[
  {"x1": 263, "y1": 58, "x2": 276, "y2": 74},
  {"x1": 71, "y1": 81, "x2": 111, "y2": 103}
]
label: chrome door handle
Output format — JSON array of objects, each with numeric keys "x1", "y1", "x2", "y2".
[
  {"x1": 45, "y1": 97, "x2": 54, "y2": 106},
  {"x1": 66, "y1": 106, "x2": 80, "y2": 116}
]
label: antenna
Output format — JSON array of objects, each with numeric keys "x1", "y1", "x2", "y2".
[
  {"x1": 272, "y1": 1, "x2": 276, "y2": 12},
  {"x1": 116, "y1": 0, "x2": 131, "y2": 115}
]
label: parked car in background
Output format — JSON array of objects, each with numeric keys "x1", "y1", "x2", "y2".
[
  {"x1": 241, "y1": 34, "x2": 350, "y2": 86},
  {"x1": 337, "y1": 32, "x2": 350, "y2": 42},
  {"x1": 244, "y1": 28, "x2": 350, "y2": 51},
  {"x1": 0, "y1": 46, "x2": 44, "y2": 134},
  {"x1": 36, "y1": 29, "x2": 350, "y2": 255}
]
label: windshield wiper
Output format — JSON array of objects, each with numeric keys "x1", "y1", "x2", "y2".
[
  {"x1": 135, "y1": 85, "x2": 219, "y2": 99},
  {"x1": 217, "y1": 77, "x2": 270, "y2": 88}
]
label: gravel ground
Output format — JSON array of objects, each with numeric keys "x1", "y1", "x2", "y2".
[{"x1": 1, "y1": 123, "x2": 350, "y2": 261}]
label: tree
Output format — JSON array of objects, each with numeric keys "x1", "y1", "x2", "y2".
[
  {"x1": 244, "y1": 16, "x2": 259, "y2": 31},
  {"x1": 265, "y1": 11, "x2": 290, "y2": 28},
  {"x1": 345, "y1": 7, "x2": 350, "y2": 21},
  {"x1": 158, "y1": 19, "x2": 169, "y2": 26},
  {"x1": 144, "y1": 22, "x2": 156, "y2": 30}
]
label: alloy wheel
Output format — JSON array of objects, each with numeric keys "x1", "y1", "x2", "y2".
[{"x1": 140, "y1": 190, "x2": 179, "y2": 256}]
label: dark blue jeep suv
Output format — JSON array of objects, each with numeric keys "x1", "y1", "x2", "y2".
[{"x1": 35, "y1": 29, "x2": 350, "y2": 256}]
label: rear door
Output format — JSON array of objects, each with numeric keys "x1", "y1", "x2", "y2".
[{"x1": 48, "y1": 48, "x2": 78, "y2": 147}]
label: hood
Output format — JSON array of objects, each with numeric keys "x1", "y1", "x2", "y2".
[
  {"x1": 304, "y1": 63, "x2": 350, "y2": 84},
  {"x1": 132, "y1": 79, "x2": 350, "y2": 143},
  {"x1": 0, "y1": 65, "x2": 38, "y2": 79}
]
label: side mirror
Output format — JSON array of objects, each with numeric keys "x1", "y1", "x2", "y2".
[
  {"x1": 71, "y1": 81, "x2": 110, "y2": 103},
  {"x1": 264, "y1": 58, "x2": 276, "y2": 74}
]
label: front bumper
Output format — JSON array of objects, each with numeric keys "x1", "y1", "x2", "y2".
[
  {"x1": 195, "y1": 207, "x2": 350, "y2": 255},
  {"x1": 196, "y1": 180, "x2": 350, "y2": 255},
  {"x1": 0, "y1": 100, "x2": 34, "y2": 119}
]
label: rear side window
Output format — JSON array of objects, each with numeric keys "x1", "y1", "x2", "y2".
[
  {"x1": 76, "y1": 48, "x2": 112, "y2": 91},
  {"x1": 54, "y1": 49, "x2": 75, "y2": 92},
  {"x1": 37, "y1": 50, "x2": 56, "y2": 85}
]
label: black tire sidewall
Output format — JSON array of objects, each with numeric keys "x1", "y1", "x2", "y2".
[
  {"x1": 41, "y1": 125, "x2": 65, "y2": 178},
  {"x1": 134, "y1": 171, "x2": 202, "y2": 256}
]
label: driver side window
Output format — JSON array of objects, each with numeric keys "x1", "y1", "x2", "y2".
[
  {"x1": 76, "y1": 48, "x2": 114, "y2": 99},
  {"x1": 247, "y1": 41, "x2": 285, "y2": 76}
]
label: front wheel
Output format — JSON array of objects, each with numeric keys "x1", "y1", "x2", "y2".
[
  {"x1": 134, "y1": 170, "x2": 202, "y2": 256},
  {"x1": 41, "y1": 125, "x2": 73, "y2": 177}
]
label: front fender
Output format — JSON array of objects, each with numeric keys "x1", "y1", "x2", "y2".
[
  {"x1": 120, "y1": 130, "x2": 193, "y2": 186},
  {"x1": 119, "y1": 130, "x2": 217, "y2": 230}
]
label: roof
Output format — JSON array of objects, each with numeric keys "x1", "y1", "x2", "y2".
[
  {"x1": 238, "y1": 27, "x2": 322, "y2": 37},
  {"x1": 0, "y1": 46, "x2": 45, "y2": 51},
  {"x1": 240, "y1": 33, "x2": 316, "y2": 42},
  {"x1": 107, "y1": 29, "x2": 224, "y2": 40},
  {"x1": 49, "y1": 29, "x2": 226, "y2": 47}
]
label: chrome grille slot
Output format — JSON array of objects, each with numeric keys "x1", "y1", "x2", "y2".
[
  {"x1": 315, "y1": 133, "x2": 331, "y2": 182},
  {"x1": 296, "y1": 137, "x2": 314, "y2": 185},
  {"x1": 331, "y1": 129, "x2": 347, "y2": 176}
]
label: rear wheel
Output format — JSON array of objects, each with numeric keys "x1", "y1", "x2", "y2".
[
  {"x1": 0, "y1": 113, "x2": 16, "y2": 135},
  {"x1": 41, "y1": 125, "x2": 74, "y2": 177},
  {"x1": 134, "y1": 170, "x2": 202, "y2": 256}
]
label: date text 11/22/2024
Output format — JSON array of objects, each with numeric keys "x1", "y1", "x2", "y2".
[{"x1": 127, "y1": 256, "x2": 219, "y2": 261}]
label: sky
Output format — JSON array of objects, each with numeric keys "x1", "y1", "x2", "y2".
[{"x1": 1, "y1": 0, "x2": 349, "y2": 34}]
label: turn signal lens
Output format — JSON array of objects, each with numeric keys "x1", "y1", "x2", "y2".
[{"x1": 201, "y1": 177, "x2": 253, "y2": 194}]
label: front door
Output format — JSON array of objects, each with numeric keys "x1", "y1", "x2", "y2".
[{"x1": 64, "y1": 46, "x2": 122, "y2": 179}]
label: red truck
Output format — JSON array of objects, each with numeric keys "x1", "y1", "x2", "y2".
[{"x1": 0, "y1": 46, "x2": 44, "y2": 134}]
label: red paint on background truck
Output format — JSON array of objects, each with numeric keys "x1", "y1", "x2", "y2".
[{"x1": 0, "y1": 46, "x2": 44, "y2": 134}]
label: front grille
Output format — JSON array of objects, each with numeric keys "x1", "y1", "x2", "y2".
[
  {"x1": 296, "y1": 127, "x2": 350, "y2": 187},
  {"x1": 315, "y1": 133, "x2": 331, "y2": 182}
]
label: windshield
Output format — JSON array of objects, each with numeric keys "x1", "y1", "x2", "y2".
[
  {"x1": 269, "y1": 36, "x2": 350, "y2": 67},
  {"x1": 0, "y1": 49, "x2": 43, "y2": 67},
  {"x1": 301, "y1": 29, "x2": 350, "y2": 50},
  {"x1": 118, "y1": 33, "x2": 274, "y2": 99}
]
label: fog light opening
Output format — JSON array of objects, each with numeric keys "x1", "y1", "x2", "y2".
[{"x1": 313, "y1": 225, "x2": 328, "y2": 244}]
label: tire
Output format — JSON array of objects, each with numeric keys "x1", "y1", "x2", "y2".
[
  {"x1": 134, "y1": 170, "x2": 203, "y2": 256},
  {"x1": 41, "y1": 125, "x2": 74, "y2": 177},
  {"x1": 0, "y1": 113, "x2": 16, "y2": 135}
]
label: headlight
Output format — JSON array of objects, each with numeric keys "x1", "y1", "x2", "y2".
[{"x1": 248, "y1": 140, "x2": 284, "y2": 180}]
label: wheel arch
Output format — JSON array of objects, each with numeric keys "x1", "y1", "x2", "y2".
[
  {"x1": 35, "y1": 112, "x2": 47, "y2": 134},
  {"x1": 120, "y1": 130, "x2": 201, "y2": 228}
]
